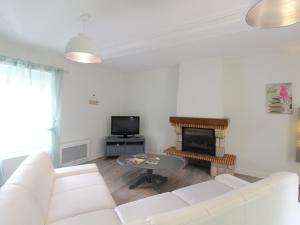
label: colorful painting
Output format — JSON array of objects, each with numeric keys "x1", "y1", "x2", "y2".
[{"x1": 266, "y1": 83, "x2": 292, "y2": 114}]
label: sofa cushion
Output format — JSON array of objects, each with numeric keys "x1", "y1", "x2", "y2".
[
  {"x1": 297, "y1": 204, "x2": 300, "y2": 224},
  {"x1": 115, "y1": 192, "x2": 189, "y2": 224},
  {"x1": 47, "y1": 184, "x2": 116, "y2": 223},
  {"x1": 215, "y1": 174, "x2": 250, "y2": 189},
  {"x1": 123, "y1": 220, "x2": 151, "y2": 225},
  {"x1": 148, "y1": 203, "x2": 209, "y2": 225},
  {"x1": 53, "y1": 172, "x2": 106, "y2": 194},
  {"x1": 5, "y1": 152, "x2": 54, "y2": 218},
  {"x1": 54, "y1": 164, "x2": 99, "y2": 178},
  {"x1": 200, "y1": 189, "x2": 246, "y2": 225},
  {"x1": 0, "y1": 184, "x2": 44, "y2": 225},
  {"x1": 47, "y1": 209, "x2": 121, "y2": 225},
  {"x1": 173, "y1": 180, "x2": 233, "y2": 205},
  {"x1": 149, "y1": 173, "x2": 299, "y2": 225}
]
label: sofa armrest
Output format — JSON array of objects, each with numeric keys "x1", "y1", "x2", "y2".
[
  {"x1": 215, "y1": 174, "x2": 250, "y2": 189},
  {"x1": 296, "y1": 203, "x2": 300, "y2": 225},
  {"x1": 54, "y1": 163, "x2": 99, "y2": 178}
]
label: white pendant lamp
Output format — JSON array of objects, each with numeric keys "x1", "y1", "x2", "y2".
[
  {"x1": 65, "y1": 14, "x2": 102, "y2": 63},
  {"x1": 246, "y1": 0, "x2": 300, "y2": 28}
]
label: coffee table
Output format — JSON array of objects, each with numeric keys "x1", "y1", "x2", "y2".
[{"x1": 117, "y1": 153, "x2": 184, "y2": 193}]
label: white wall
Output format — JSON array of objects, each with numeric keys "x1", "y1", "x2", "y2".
[
  {"x1": 0, "y1": 37, "x2": 126, "y2": 162},
  {"x1": 124, "y1": 66, "x2": 179, "y2": 153},
  {"x1": 60, "y1": 64, "x2": 126, "y2": 160},
  {"x1": 223, "y1": 54, "x2": 300, "y2": 178},
  {"x1": 175, "y1": 54, "x2": 300, "y2": 178},
  {"x1": 1, "y1": 36, "x2": 300, "y2": 179},
  {"x1": 177, "y1": 58, "x2": 223, "y2": 117}
]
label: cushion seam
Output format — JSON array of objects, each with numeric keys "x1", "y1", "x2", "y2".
[
  {"x1": 53, "y1": 181, "x2": 104, "y2": 194},
  {"x1": 171, "y1": 192, "x2": 193, "y2": 205},
  {"x1": 46, "y1": 209, "x2": 121, "y2": 225},
  {"x1": 114, "y1": 208, "x2": 126, "y2": 224},
  {"x1": 47, "y1": 206, "x2": 115, "y2": 224}
]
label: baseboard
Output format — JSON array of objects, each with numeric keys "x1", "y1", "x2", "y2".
[
  {"x1": 235, "y1": 166, "x2": 268, "y2": 178},
  {"x1": 86, "y1": 153, "x2": 105, "y2": 163}
]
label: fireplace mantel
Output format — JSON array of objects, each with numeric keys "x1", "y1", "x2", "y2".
[{"x1": 170, "y1": 117, "x2": 229, "y2": 130}]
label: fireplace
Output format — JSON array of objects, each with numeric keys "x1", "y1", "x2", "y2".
[
  {"x1": 182, "y1": 128, "x2": 216, "y2": 156},
  {"x1": 171, "y1": 117, "x2": 228, "y2": 157},
  {"x1": 166, "y1": 117, "x2": 236, "y2": 177}
]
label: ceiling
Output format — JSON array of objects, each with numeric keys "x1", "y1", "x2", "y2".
[{"x1": 0, "y1": 0, "x2": 300, "y2": 71}]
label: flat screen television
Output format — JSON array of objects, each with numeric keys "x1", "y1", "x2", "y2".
[{"x1": 111, "y1": 116, "x2": 139, "y2": 137}]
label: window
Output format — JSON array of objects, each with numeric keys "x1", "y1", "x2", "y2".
[{"x1": 0, "y1": 56, "x2": 63, "y2": 164}]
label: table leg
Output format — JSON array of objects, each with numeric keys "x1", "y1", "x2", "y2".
[
  {"x1": 129, "y1": 175, "x2": 147, "y2": 189},
  {"x1": 152, "y1": 179, "x2": 161, "y2": 193},
  {"x1": 152, "y1": 174, "x2": 168, "y2": 182},
  {"x1": 129, "y1": 169, "x2": 168, "y2": 193}
]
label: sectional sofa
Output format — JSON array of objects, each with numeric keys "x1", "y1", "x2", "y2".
[{"x1": 0, "y1": 152, "x2": 299, "y2": 225}]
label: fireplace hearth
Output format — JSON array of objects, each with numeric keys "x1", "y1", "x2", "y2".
[
  {"x1": 182, "y1": 128, "x2": 216, "y2": 156},
  {"x1": 165, "y1": 116, "x2": 237, "y2": 176}
]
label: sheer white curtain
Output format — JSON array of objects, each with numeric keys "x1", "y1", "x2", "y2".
[{"x1": 0, "y1": 56, "x2": 63, "y2": 167}]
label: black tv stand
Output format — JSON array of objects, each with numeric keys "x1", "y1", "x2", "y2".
[
  {"x1": 105, "y1": 135, "x2": 145, "y2": 157},
  {"x1": 120, "y1": 134, "x2": 132, "y2": 138},
  {"x1": 111, "y1": 135, "x2": 141, "y2": 139}
]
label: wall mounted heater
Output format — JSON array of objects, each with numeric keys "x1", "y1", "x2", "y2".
[{"x1": 60, "y1": 140, "x2": 91, "y2": 167}]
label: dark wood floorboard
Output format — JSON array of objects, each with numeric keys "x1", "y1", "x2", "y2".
[{"x1": 93, "y1": 157, "x2": 264, "y2": 205}]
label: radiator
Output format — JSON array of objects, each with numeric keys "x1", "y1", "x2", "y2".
[{"x1": 60, "y1": 140, "x2": 91, "y2": 167}]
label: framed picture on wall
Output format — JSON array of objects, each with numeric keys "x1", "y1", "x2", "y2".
[{"x1": 266, "y1": 83, "x2": 292, "y2": 114}]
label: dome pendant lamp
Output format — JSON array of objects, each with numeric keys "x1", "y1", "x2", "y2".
[
  {"x1": 64, "y1": 13, "x2": 102, "y2": 63},
  {"x1": 246, "y1": 0, "x2": 300, "y2": 28}
]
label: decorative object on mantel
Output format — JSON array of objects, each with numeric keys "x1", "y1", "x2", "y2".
[
  {"x1": 64, "y1": 13, "x2": 102, "y2": 64},
  {"x1": 266, "y1": 83, "x2": 292, "y2": 114},
  {"x1": 246, "y1": 0, "x2": 300, "y2": 28},
  {"x1": 166, "y1": 116, "x2": 236, "y2": 176}
]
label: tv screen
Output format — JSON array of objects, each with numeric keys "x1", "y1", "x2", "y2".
[{"x1": 111, "y1": 116, "x2": 139, "y2": 136}]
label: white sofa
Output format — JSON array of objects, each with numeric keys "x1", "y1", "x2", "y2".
[{"x1": 0, "y1": 152, "x2": 299, "y2": 225}]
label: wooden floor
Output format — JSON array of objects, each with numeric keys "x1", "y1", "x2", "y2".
[{"x1": 94, "y1": 157, "x2": 260, "y2": 205}]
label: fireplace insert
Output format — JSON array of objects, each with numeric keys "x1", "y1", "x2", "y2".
[{"x1": 182, "y1": 128, "x2": 216, "y2": 156}]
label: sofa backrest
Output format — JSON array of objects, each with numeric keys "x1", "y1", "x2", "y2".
[
  {"x1": 148, "y1": 172, "x2": 299, "y2": 225},
  {"x1": 0, "y1": 184, "x2": 45, "y2": 225},
  {"x1": 1, "y1": 152, "x2": 55, "y2": 224}
]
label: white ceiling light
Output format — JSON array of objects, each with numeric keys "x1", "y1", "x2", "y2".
[
  {"x1": 246, "y1": 0, "x2": 300, "y2": 28},
  {"x1": 64, "y1": 13, "x2": 102, "y2": 63}
]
